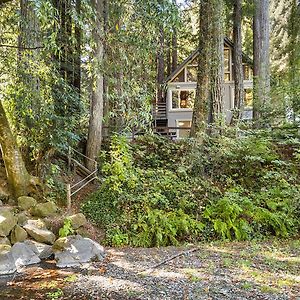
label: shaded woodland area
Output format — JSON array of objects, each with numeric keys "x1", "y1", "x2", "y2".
[{"x1": 0, "y1": 0, "x2": 300, "y2": 247}]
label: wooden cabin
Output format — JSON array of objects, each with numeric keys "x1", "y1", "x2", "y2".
[{"x1": 154, "y1": 38, "x2": 253, "y2": 139}]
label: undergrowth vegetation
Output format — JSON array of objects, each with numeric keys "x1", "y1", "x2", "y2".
[{"x1": 82, "y1": 127, "x2": 300, "y2": 247}]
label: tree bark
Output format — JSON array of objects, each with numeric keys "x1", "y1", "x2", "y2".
[
  {"x1": 288, "y1": 0, "x2": 300, "y2": 118},
  {"x1": 231, "y1": 0, "x2": 244, "y2": 124},
  {"x1": 209, "y1": 0, "x2": 224, "y2": 125},
  {"x1": 253, "y1": 0, "x2": 270, "y2": 125},
  {"x1": 86, "y1": 0, "x2": 104, "y2": 171},
  {"x1": 102, "y1": 0, "x2": 110, "y2": 138},
  {"x1": 171, "y1": 30, "x2": 178, "y2": 72},
  {"x1": 74, "y1": 0, "x2": 81, "y2": 93},
  {"x1": 167, "y1": 37, "x2": 172, "y2": 76},
  {"x1": 0, "y1": 102, "x2": 31, "y2": 198},
  {"x1": 190, "y1": 0, "x2": 211, "y2": 137},
  {"x1": 18, "y1": 0, "x2": 41, "y2": 129},
  {"x1": 157, "y1": 26, "x2": 165, "y2": 103},
  {"x1": 171, "y1": 0, "x2": 178, "y2": 72}
]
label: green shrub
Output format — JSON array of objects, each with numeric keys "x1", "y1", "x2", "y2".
[
  {"x1": 82, "y1": 130, "x2": 300, "y2": 246},
  {"x1": 59, "y1": 218, "x2": 74, "y2": 238}
]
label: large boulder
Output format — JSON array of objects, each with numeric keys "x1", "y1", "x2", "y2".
[
  {"x1": 54, "y1": 235, "x2": 105, "y2": 268},
  {"x1": 0, "y1": 209, "x2": 17, "y2": 237},
  {"x1": 11, "y1": 242, "x2": 40, "y2": 269},
  {"x1": 17, "y1": 196, "x2": 37, "y2": 211},
  {"x1": 23, "y1": 219, "x2": 56, "y2": 244},
  {"x1": 31, "y1": 202, "x2": 57, "y2": 218},
  {"x1": 68, "y1": 213, "x2": 87, "y2": 230},
  {"x1": 10, "y1": 225, "x2": 28, "y2": 244},
  {"x1": 24, "y1": 240, "x2": 53, "y2": 260},
  {"x1": 0, "y1": 247, "x2": 16, "y2": 275}
]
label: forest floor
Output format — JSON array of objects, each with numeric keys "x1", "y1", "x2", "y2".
[{"x1": 1, "y1": 239, "x2": 300, "y2": 300}]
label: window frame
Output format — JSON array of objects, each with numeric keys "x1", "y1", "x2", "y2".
[{"x1": 170, "y1": 88, "x2": 196, "y2": 111}]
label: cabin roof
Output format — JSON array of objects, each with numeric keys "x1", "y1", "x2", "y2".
[{"x1": 165, "y1": 37, "x2": 253, "y2": 83}]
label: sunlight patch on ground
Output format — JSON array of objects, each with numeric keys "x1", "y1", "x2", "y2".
[
  {"x1": 87, "y1": 275, "x2": 145, "y2": 293},
  {"x1": 112, "y1": 259, "x2": 141, "y2": 272},
  {"x1": 232, "y1": 265, "x2": 300, "y2": 289},
  {"x1": 204, "y1": 245, "x2": 237, "y2": 255},
  {"x1": 262, "y1": 250, "x2": 300, "y2": 263},
  {"x1": 148, "y1": 269, "x2": 186, "y2": 279}
]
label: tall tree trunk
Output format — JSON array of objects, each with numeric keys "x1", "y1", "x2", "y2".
[
  {"x1": 171, "y1": 0, "x2": 178, "y2": 72},
  {"x1": 167, "y1": 37, "x2": 172, "y2": 76},
  {"x1": 231, "y1": 0, "x2": 244, "y2": 124},
  {"x1": 86, "y1": 0, "x2": 104, "y2": 171},
  {"x1": 0, "y1": 102, "x2": 31, "y2": 198},
  {"x1": 253, "y1": 0, "x2": 270, "y2": 125},
  {"x1": 18, "y1": 0, "x2": 41, "y2": 129},
  {"x1": 157, "y1": 26, "x2": 165, "y2": 103},
  {"x1": 102, "y1": 0, "x2": 110, "y2": 138},
  {"x1": 190, "y1": 0, "x2": 211, "y2": 137},
  {"x1": 74, "y1": 0, "x2": 81, "y2": 93},
  {"x1": 209, "y1": 0, "x2": 224, "y2": 125},
  {"x1": 171, "y1": 30, "x2": 178, "y2": 72},
  {"x1": 289, "y1": 0, "x2": 300, "y2": 119}
]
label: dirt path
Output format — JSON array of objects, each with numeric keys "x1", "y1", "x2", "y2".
[{"x1": 1, "y1": 240, "x2": 300, "y2": 300}]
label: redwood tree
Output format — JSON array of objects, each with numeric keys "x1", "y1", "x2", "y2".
[
  {"x1": 190, "y1": 0, "x2": 211, "y2": 136},
  {"x1": 231, "y1": 0, "x2": 244, "y2": 124},
  {"x1": 191, "y1": 0, "x2": 225, "y2": 136},
  {"x1": 209, "y1": 0, "x2": 225, "y2": 124},
  {"x1": 86, "y1": 0, "x2": 104, "y2": 171},
  {"x1": 253, "y1": 0, "x2": 270, "y2": 124}
]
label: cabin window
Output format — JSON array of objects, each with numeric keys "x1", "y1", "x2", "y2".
[
  {"x1": 244, "y1": 89, "x2": 253, "y2": 107},
  {"x1": 173, "y1": 70, "x2": 185, "y2": 82},
  {"x1": 171, "y1": 90, "x2": 195, "y2": 109},
  {"x1": 186, "y1": 66, "x2": 197, "y2": 82},
  {"x1": 177, "y1": 120, "x2": 192, "y2": 138},
  {"x1": 243, "y1": 65, "x2": 253, "y2": 80},
  {"x1": 224, "y1": 48, "x2": 231, "y2": 81}
]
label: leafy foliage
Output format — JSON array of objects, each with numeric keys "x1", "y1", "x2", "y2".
[
  {"x1": 59, "y1": 218, "x2": 74, "y2": 238},
  {"x1": 83, "y1": 130, "x2": 300, "y2": 246}
]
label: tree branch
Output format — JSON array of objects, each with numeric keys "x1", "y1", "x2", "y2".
[{"x1": 0, "y1": 44, "x2": 44, "y2": 50}]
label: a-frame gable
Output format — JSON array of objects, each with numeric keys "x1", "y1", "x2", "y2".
[
  {"x1": 165, "y1": 50, "x2": 198, "y2": 83},
  {"x1": 166, "y1": 37, "x2": 252, "y2": 84}
]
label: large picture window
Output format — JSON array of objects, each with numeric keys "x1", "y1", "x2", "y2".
[{"x1": 172, "y1": 90, "x2": 195, "y2": 109}]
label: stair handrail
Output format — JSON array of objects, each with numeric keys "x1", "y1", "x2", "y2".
[{"x1": 66, "y1": 146, "x2": 98, "y2": 210}]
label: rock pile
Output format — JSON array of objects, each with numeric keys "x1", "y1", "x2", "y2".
[{"x1": 0, "y1": 197, "x2": 105, "y2": 275}]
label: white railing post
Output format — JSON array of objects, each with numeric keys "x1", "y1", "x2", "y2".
[{"x1": 66, "y1": 183, "x2": 71, "y2": 210}]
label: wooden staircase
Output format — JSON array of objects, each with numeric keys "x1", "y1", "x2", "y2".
[{"x1": 153, "y1": 102, "x2": 167, "y2": 127}]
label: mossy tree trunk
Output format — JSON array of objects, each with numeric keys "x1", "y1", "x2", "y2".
[
  {"x1": 253, "y1": 0, "x2": 270, "y2": 125},
  {"x1": 0, "y1": 101, "x2": 31, "y2": 198},
  {"x1": 231, "y1": 0, "x2": 244, "y2": 124},
  {"x1": 190, "y1": 0, "x2": 212, "y2": 137},
  {"x1": 209, "y1": 0, "x2": 225, "y2": 125},
  {"x1": 86, "y1": 0, "x2": 104, "y2": 171}
]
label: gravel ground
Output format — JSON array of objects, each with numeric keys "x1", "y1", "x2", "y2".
[{"x1": 1, "y1": 240, "x2": 300, "y2": 299}]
